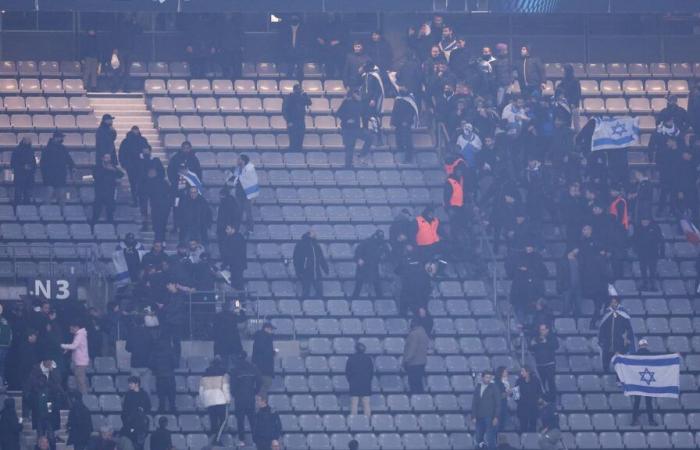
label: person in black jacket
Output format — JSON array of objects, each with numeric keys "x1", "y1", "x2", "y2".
[
  {"x1": 118, "y1": 126, "x2": 149, "y2": 206},
  {"x1": 212, "y1": 299, "x2": 247, "y2": 365},
  {"x1": 81, "y1": 29, "x2": 100, "y2": 91},
  {"x1": 126, "y1": 316, "x2": 153, "y2": 383},
  {"x1": 253, "y1": 396, "x2": 282, "y2": 450},
  {"x1": 231, "y1": 351, "x2": 262, "y2": 446},
  {"x1": 149, "y1": 416, "x2": 173, "y2": 450},
  {"x1": 178, "y1": 186, "x2": 212, "y2": 244},
  {"x1": 96, "y1": 114, "x2": 118, "y2": 165},
  {"x1": 216, "y1": 187, "x2": 242, "y2": 240},
  {"x1": 343, "y1": 41, "x2": 371, "y2": 89},
  {"x1": 529, "y1": 323, "x2": 558, "y2": 399},
  {"x1": 556, "y1": 63, "x2": 582, "y2": 129},
  {"x1": 167, "y1": 141, "x2": 202, "y2": 191},
  {"x1": 67, "y1": 392, "x2": 93, "y2": 450},
  {"x1": 150, "y1": 337, "x2": 178, "y2": 413},
  {"x1": 220, "y1": 224, "x2": 247, "y2": 290},
  {"x1": 121, "y1": 376, "x2": 151, "y2": 450},
  {"x1": 40, "y1": 132, "x2": 75, "y2": 206},
  {"x1": 515, "y1": 366, "x2": 542, "y2": 432},
  {"x1": 352, "y1": 230, "x2": 389, "y2": 299},
  {"x1": 517, "y1": 45, "x2": 546, "y2": 99},
  {"x1": 92, "y1": 152, "x2": 124, "y2": 224},
  {"x1": 252, "y1": 323, "x2": 275, "y2": 400},
  {"x1": 26, "y1": 358, "x2": 64, "y2": 439},
  {"x1": 134, "y1": 147, "x2": 164, "y2": 229},
  {"x1": 345, "y1": 342, "x2": 374, "y2": 417},
  {"x1": 282, "y1": 83, "x2": 311, "y2": 152},
  {"x1": 630, "y1": 339, "x2": 658, "y2": 426},
  {"x1": 293, "y1": 230, "x2": 329, "y2": 299},
  {"x1": 398, "y1": 258, "x2": 434, "y2": 315},
  {"x1": 506, "y1": 242, "x2": 548, "y2": 320},
  {"x1": 316, "y1": 14, "x2": 349, "y2": 79},
  {"x1": 392, "y1": 88, "x2": 418, "y2": 162},
  {"x1": 633, "y1": 218, "x2": 664, "y2": 291},
  {"x1": 279, "y1": 15, "x2": 308, "y2": 80},
  {"x1": 578, "y1": 225, "x2": 610, "y2": 328},
  {"x1": 144, "y1": 165, "x2": 171, "y2": 242},
  {"x1": 336, "y1": 89, "x2": 373, "y2": 167},
  {"x1": 0, "y1": 398, "x2": 22, "y2": 450},
  {"x1": 598, "y1": 297, "x2": 635, "y2": 373},
  {"x1": 11, "y1": 137, "x2": 36, "y2": 205}
]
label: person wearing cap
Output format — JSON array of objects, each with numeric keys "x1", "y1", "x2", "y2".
[
  {"x1": 282, "y1": 83, "x2": 311, "y2": 152},
  {"x1": 630, "y1": 338, "x2": 657, "y2": 426},
  {"x1": 293, "y1": 229, "x2": 329, "y2": 299},
  {"x1": 96, "y1": 113, "x2": 118, "y2": 165},
  {"x1": 598, "y1": 297, "x2": 635, "y2": 373},
  {"x1": 230, "y1": 351, "x2": 262, "y2": 446},
  {"x1": 26, "y1": 356, "x2": 64, "y2": 438},
  {"x1": 10, "y1": 136, "x2": 37, "y2": 205},
  {"x1": 352, "y1": 230, "x2": 389, "y2": 299},
  {"x1": 40, "y1": 131, "x2": 75, "y2": 207},
  {"x1": 118, "y1": 126, "x2": 150, "y2": 206},
  {"x1": 346, "y1": 342, "x2": 374, "y2": 416},
  {"x1": 336, "y1": 88, "x2": 373, "y2": 167},
  {"x1": 91, "y1": 152, "x2": 125, "y2": 224},
  {"x1": 633, "y1": 217, "x2": 664, "y2": 291},
  {"x1": 252, "y1": 322, "x2": 275, "y2": 399}
]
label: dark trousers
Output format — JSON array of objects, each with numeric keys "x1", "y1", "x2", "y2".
[
  {"x1": 632, "y1": 395, "x2": 654, "y2": 421},
  {"x1": 474, "y1": 417, "x2": 497, "y2": 449},
  {"x1": 517, "y1": 408, "x2": 538, "y2": 432},
  {"x1": 602, "y1": 350, "x2": 615, "y2": 373},
  {"x1": 639, "y1": 257, "x2": 658, "y2": 285},
  {"x1": 235, "y1": 408, "x2": 256, "y2": 441},
  {"x1": 126, "y1": 169, "x2": 140, "y2": 204},
  {"x1": 92, "y1": 197, "x2": 115, "y2": 223},
  {"x1": 301, "y1": 277, "x2": 323, "y2": 299},
  {"x1": 406, "y1": 364, "x2": 425, "y2": 394},
  {"x1": 352, "y1": 269, "x2": 382, "y2": 298},
  {"x1": 537, "y1": 364, "x2": 556, "y2": 398},
  {"x1": 152, "y1": 210, "x2": 169, "y2": 242},
  {"x1": 207, "y1": 404, "x2": 227, "y2": 435},
  {"x1": 240, "y1": 196, "x2": 254, "y2": 231},
  {"x1": 342, "y1": 127, "x2": 372, "y2": 167},
  {"x1": 156, "y1": 376, "x2": 176, "y2": 412},
  {"x1": 13, "y1": 179, "x2": 33, "y2": 205},
  {"x1": 288, "y1": 124, "x2": 306, "y2": 152},
  {"x1": 395, "y1": 125, "x2": 414, "y2": 160},
  {"x1": 256, "y1": 443, "x2": 273, "y2": 450}
]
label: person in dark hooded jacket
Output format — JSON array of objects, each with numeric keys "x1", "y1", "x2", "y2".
[
  {"x1": 216, "y1": 188, "x2": 242, "y2": 240},
  {"x1": 220, "y1": 224, "x2": 247, "y2": 290},
  {"x1": 150, "y1": 337, "x2": 178, "y2": 413},
  {"x1": 633, "y1": 218, "x2": 664, "y2": 291},
  {"x1": 213, "y1": 300, "x2": 247, "y2": 364},
  {"x1": 352, "y1": 230, "x2": 389, "y2": 298},
  {"x1": 149, "y1": 417, "x2": 173, "y2": 450},
  {"x1": 167, "y1": 141, "x2": 202, "y2": 190},
  {"x1": 293, "y1": 230, "x2": 329, "y2": 298},
  {"x1": 598, "y1": 297, "x2": 635, "y2": 372},
  {"x1": 40, "y1": 132, "x2": 75, "y2": 206},
  {"x1": 11, "y1": 137, "x2": 37, "y2": 205},
  {"x1": 96, "y1": 114, "x2": 118, "y2": 165},
  {"x1": 252, "y1": 323, "x2": 275, "y2": 399},
  {"x1": 178, "y1": 186, "x2": 212, "y2": 244},
  {"x1": 345, "y1": 342, "x2": 374, "y2": 416},
  {"x1": 118, "y1": 126, "x2": 149, "y2": 206},
  {"x1": 67, "y1": 392, "x2": 93, "y2": 450},
  {"x1": 506, "y1": 243, "x2": 548, "y2": 319},
  {"x1": 230, "y1": 351, "x2": 261, "y2": 446},
  {"x1": 144, "y1": 165, "x2": 171, "y2": 242},
  {"x1": 578, "y1": 224, "x2": 610, "y2": 328},
  {"x1": 252, "y1": 397, "x2": 282, "y2": 450},
  {"x1": 0, "y1": 398, "x2": 22, "y2": 450},
  {"x1": 92, "y1": 152, "x2": 124, "y2": 224}
]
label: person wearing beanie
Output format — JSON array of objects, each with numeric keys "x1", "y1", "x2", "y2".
[{"x1": 96, "y1": 113, "x2": 118, "y2": 165}]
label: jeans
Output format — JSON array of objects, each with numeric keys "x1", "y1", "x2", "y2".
[
  {"x1": 350, "y1": 396, "x2": 371, "y2": 416},
  {"x1": 406, "y1": 364, "x2": 425, "y2": 394},
  {"x1": 395, "y1": 125, "x2": 414, "y2": 161},
  {"x1": 537, "y1": 364, "x2": 557, "y2": 398},
  {"x1": 474, "y1": 417, "x2": 497, "y2": 449},
  {"x1": 258, "y1": 375, "x2": 272, "y2": 400}
]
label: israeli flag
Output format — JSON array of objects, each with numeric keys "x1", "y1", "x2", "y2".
[
  {"x1": 612, "y1": 353, "x2": 681, "y2": 398},
  {"x1": 180, "y1": 169, "x2": 203, "y2": 194},
  {"x1": 591, "y1": 116, "x2": 640, "y2": 152}
]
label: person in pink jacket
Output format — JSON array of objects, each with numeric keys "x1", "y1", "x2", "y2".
[{"x1": 61, "y1": 324, "x2": 90, "y2": 394}]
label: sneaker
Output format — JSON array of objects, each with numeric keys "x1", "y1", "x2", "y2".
[{"x1": 238, "y1": 441, "x2": 246, "y2": 447}]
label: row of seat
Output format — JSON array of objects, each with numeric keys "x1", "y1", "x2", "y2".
[
  {"x1": 0, "y1": 78, "x2": 86, "y2": 95},
  {"x1": 544, "y1": 61, "x2": 700, "y2": 79},
  {"x1": 0, "y1": 60, "x2": 83, "y2": 78},
  {"x1": 0, "y1": 113, "x2": 98, "y2": 131},
  {"x1": 145, "y1": 78, "x2": 346, "y2": 97},
  {"x1": 0, "y1": 96, "x2": 92, "y2": 113},
  {"x1": 578, "y1": 78, "x2": 689, "y2": 96},
  {"x1": 582, "y1": 96, "x2": 688, "y2": 114},
  {"x1": 150, "y1": 96, "x2": 359, "y2": 115}
]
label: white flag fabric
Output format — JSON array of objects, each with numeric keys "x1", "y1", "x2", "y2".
[
  {"x1": 612, "y1": 353, "x2": 681, "y2": 398},
  {"x1": 591, "y1": 116, "x2": 640, "y2": 151},
  {"x1": 111, "y1": 242, "x2": 146, "y2": 287}
]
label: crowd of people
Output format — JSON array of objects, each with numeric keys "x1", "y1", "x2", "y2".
[{"x1": 4, "y1": 10, "x2": 700, "y2": 450}]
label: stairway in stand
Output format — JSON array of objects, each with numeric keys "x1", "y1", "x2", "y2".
[{"x1": 87, "y1": 92, "x2": 164, "y2": 159}]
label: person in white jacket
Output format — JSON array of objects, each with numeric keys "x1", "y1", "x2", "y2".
[
  {"x1": 227, "y1": 154, "x2": 259, "y2": 234},
  {"x1": 61, "y1": 323, "x2": 90, "y2": 394},
  {"x1": 199, "y1": 357, "x2": 231, "y2": 440}
]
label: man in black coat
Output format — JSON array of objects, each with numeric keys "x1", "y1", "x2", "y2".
[
  {"x1": 142, "y1": 241, "x2": 168, "y2": 269},
  {"x1": 118, "y1": 126, "x2": 149, "y2": 206},
  {"x1": 343, "y1": 41, "x2": 371, "y2": 89},
  {"x1": 630, "y1": 339, "x2": 658, "y2": 426},
  {"x1": 279, "y1": 15, "x2": 308, "y2": 80},
  {"x1": 633, "y1": 218, "x2": 664, "y2": 291},
  {"x1": 67, "y1": 392, "x2": 93, "y2": 450},
  {"x1": 26, "y1": 358, "x2": 64, "y2": 438},
  {"x1": 252, "y1": 396, "x2": 282, "y2": 450},
  {"x1": 144, "y1": 165, "x2": 171, "y2": 242},
  {"x1": 212, "y1": 299, "x2": 247, "y2": 364},
  {"x1": 366, "y1": 30, "x2": 393, "y2": 77},
  {"x1": 167, "y1": 141, "x2": 202, "y2": 191},
  {"x1": 345, "y1": 342, "x2": 374, "y2": 416},
  {"x1": 40, "y1": 132, "x2": 75, "y2": 206},
  {"x1": 293, "y1": 229, "x2": 329, "y2": 299},
  {"x1": 282, "y1": 83, "x2": 311, "y2": 152},
  {"x1": 92, "y1": 152, "x2": 125, "y2": 224},
  {"x1": 529, "y1": 323, "x2": 559, "y2": 399},
  {"x1": 178, "y1": 186, "x2": 212, "y2": 244},
  {"x1": 517, "y1": 45, "x2": 546, "y2": 99},
  {"x1": 598, "y1": 297, "x2": 635, "y2": 373},
  {"x1": 121, "y1": 376, "x2": 151, "y2": 449},
  {"x1": 336, "y1": 89, "x2": 372, "y2": 167},
  {"x1": 216, "y1": 187, "x2": 242, "y2": 240},
  {"x1": 352, "y1": 230, "x2": 389, "y2": 299},
  {"x1": 149, "y1": 416, "x2": 173, "y2": 450},
  {"x1": 579, "y1": 224, "x2": 611, "y2": 328},
  {"x1": 220, "y1": 224, "x2": 247, "y2": 290},
  {"x1": 252, "y1": 323, "x2": 275, "y2": 400},
  {"x1": 11, "y1": 137, "x2": 36, "y2": 205},
  {"x1": 398, "y1": 258, "x2": 433, "y2": 315},
  {"x1": 126, "y1": 317, "x2": 153, "y2": 388},
  {"x1": 150, "y1": 337, "x2": 178, "y2": 413},
  {"x1": 316, "y1": 14, "x2": 349, "y2": 79},
  {"x1": 506, "y1": 242, "x2": 548, "y2": 320},
  {"x1": 392, "y1": 88, "x2": 418, "y2": 162},
  {"x1": 231, "y1": 351, "x2": 262, "y2": 446},
  {"x1": 471, "y1": 371, "x2": 501, "y2": 450},
  {"x1": 96, "y1": 114, "x2": 118, "y2": 165}
]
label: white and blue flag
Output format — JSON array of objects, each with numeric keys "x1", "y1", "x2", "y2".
[
  {"x1": 591, "y1": 116, "x2": 640, "y2": 152},
  {"x1": 612, "y1": 353, "x2": 681, "y2": 398},
  {"x1": 180, "y1": 169, "x2": 203, "y2": 194}
]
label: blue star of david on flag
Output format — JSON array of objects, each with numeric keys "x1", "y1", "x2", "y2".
[
  {"x1": 611, "y1": 123, "x2": 627, "y2": 137},
  {"x1": 638, "y1": 368, "x2": 656, "y2": 386}
]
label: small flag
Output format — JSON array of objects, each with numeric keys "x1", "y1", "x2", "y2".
[
  {"x1": 591, "y1": 116, "x2": 640, "y2": 152},
  {"x1": 612, "y1": 353, "x2": 681, "y2": 398},
  {"x1": 180, "y1": 169, "x2": 203, "y2": 194}
]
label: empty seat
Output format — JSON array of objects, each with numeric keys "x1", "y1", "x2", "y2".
[
  {"x1": 668, "y1": 79, "x2": 689, "y2": 95},
  {"x1": 63, "y1": 79, "x2": 86, "y2": 95},
  {"x1": 235, "y1": 80, "x2": 257, "y2": 95},
  {"x1": 584, "y1": 98, "x2": 605, "y2": 113},
  {"x1": 606, "y1": 98, "x2": 628, "y2": 114},
  {"x1": 600, "y1": 80, "x2": 622, "y2": 96},
  {"x1": 606, "y1": 63, "x2": 628, "y2": 78},
  {"x1": 622, "y1": 80, "x2": 644, "y2": 96},
  {"x1": 20, "y1": 78, "x2": 41, "y2": 94},
  {"x1": 628, "y1": 63, "x2": 650, "y2": 77},
  {"x1": 173, "y1": 97, "x2": 195, "y2": 113},
  {"x1": 0, "y1": 79, "x2": 20, "y2": 94},
  {"x1": 189, "y1": 79, "x2": 211, "y2": 95},
  {"x1": 586, "y1": 63, "x2": 607, "y2": 78}
]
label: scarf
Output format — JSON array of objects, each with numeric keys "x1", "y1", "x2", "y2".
[{"x1": 396, "y1": 94, "x2": 419, "y2": 128}]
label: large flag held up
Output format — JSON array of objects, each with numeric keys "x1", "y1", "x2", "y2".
[
  {"x1": 612, "y1": 353, "x2": 681, "y2": 398},
  {"x1": 591, "y1": 116, "x2": 640, "y2": 152}
]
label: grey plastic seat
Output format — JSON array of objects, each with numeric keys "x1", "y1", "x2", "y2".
[
  {"x1": 575, "y1": 432, "x2": 600, "y2": 449},
  {"x1": 372, "y1": 414, "x2": 395, "y2": 431},
  {"x1": 387, "y1": 394, "x2": 411, "y2": 412}
]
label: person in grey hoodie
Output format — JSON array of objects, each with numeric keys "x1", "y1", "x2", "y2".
[{"x1": 402, "y1": 319, "x2": 429, "y2": 394}]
